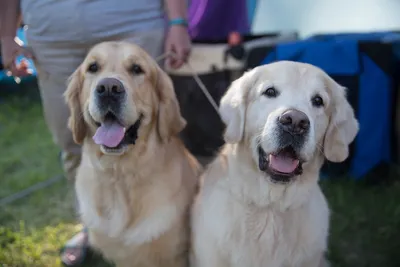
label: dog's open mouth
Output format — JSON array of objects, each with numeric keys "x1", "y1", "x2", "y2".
[
  {"x1": 258, "y1": 145, "x2": 303, "y2": 182},
  {"x1": 93, "y1": 112, "x2": 142, "y2": 155}
]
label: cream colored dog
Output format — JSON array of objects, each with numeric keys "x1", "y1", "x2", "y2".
[
  {"x1": 64, "y1": 41, "x2": 200, "y2": 267},
  {"x1": 191, "y1": 61, "x2": 359, "y2": 267}
]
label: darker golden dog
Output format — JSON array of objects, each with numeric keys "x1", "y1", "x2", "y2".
[{"x1": 64, "y1": 41, "x2": 200, "y2": 267}]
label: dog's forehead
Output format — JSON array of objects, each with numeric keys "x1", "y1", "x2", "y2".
[
  {"x1": 87, "y1": 42, "x2": 147, "y2": 63},
  {"x1": 255, "y1": 62, "x2": 326, "y2": 92},
  {"x1": 88, "y1": 43, "x2": 116, "y2": 58}
]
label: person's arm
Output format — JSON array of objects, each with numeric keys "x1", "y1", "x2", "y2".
[
  {"x1": 164, "y1": 0, "x2": 188, "y2": 23},
  {"x1": 163, "y1": 0, "x2": 191, "y2": 69},
  {"x1": 0, "y1": 0, "x2": 21, "y2": 40},
  {"x1": 0, "y1": 0, "x2": 31, "y2": 76}
]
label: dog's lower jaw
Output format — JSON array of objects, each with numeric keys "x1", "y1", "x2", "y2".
[
  {"x1": 100, "y1": 144, "x2": 128, "y2": 156},
  {"x1": 258, "y1": 146, "x2": 304, "y2": 184},
  {"x1": 96, "y1": 114, "x2": 143, "y2": 156}
]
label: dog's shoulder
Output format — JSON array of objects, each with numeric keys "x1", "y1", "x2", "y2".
[
  {"x1": 198, "y1": 146, "x2": 231, "y2": 193},
  {"x1": 192, "y1": 145, "x2": 239, "y2": 234}
]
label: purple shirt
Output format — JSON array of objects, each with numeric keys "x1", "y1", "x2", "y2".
[{"x1": 188, "y1": 0, "x2": 250, "y2": 40}]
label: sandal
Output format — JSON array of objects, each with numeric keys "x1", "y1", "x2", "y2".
[{"x1": 60, "y1": 227, "x2": 89, "y2": 266}]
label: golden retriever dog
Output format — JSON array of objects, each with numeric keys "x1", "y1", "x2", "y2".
[
  {"x1": 64, "y1": 41, "x2": 200, "y2": 267},
  {"x1": 191, "y1": 61, "x2": 359, "y2": 267}
]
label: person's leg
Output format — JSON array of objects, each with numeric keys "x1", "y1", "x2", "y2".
[
  {"x1": 28, "y1": 40, "x2": 90, "y2": 266},
  {"x1": 29, "y1": 28, "x2": 166, "y2": 265},
  {"x1": 34, "y1": 68, "x2": 82, "y2": 180},
  {"x1": 30, "y1": 41, "x2": 87, "y2": 181},
  {"x1": 29, "y1": 28, "x2": 166, "y2": 264}
]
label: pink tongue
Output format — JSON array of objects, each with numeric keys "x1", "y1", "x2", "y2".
[
  {"x1": 93, "y1": 121, "x2": 125, "y2": 148},
  {"x1": 269, "y1": 154, "x2": 299, "y2": 174}
]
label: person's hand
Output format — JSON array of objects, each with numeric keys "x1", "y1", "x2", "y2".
[
  {"x1": 1, "y1": 36, "x2": 33, "y2": 77},
  {"x1": 164, "y1": 25, "x2": 191, "y2": 69}
]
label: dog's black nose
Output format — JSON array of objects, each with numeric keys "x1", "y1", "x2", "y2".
[
  {"x1": 279, "y1": 109, "x2": 310, "y2": 135},
  {"x1": 95, "y1": 78, "x2": 125, "y2": 98}
]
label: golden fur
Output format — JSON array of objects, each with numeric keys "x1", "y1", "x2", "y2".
[
  {"x1": 64, "y1": 41, "x2": 200, "y2": 267},
  {"x1": 191, "y1": 61, "x2": 359, "y2": 267}
]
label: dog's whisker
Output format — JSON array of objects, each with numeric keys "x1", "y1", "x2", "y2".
[{"x1": 315, "y1": 143, "x2": 324, "y2": 155}]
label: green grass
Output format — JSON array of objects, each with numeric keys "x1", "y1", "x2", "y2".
[
  {"x1": 0, "y1": 97, "x2": 60, "y2": 199},
  {"x1": 324, "y1": 179, "x2": 400, "y2": 267},
  {"x1": 1, "y1": 90, "x2": 400, "y2": 266},
  {"x1": 0, "y1": 91, "x2": 111, "y2": 267}
]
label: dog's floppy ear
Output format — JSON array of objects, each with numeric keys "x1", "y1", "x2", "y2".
[
  {"x1": 64, "y1": 66, "x2": 87, "y2": 145},
  {"x1": 219, "y1": 70, "x2": 254, "y2": 143},
  {"x1": 323, "y1": 76, "x2": 359, "y2": 162},
  {"x1": 155, "y1": 65, "x2": 186, "y2": 143}
]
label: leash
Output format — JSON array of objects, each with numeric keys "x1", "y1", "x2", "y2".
[
  {"x1": 0, "y1": 174, "x2": 64, "y2": 206},
  {"x1": 156, "y1": 52, "x2": 220, "y2": 116}
]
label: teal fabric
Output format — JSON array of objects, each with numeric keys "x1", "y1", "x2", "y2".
[{"x1": 247, "y1": 0, "x2": 258, "y2": 26}]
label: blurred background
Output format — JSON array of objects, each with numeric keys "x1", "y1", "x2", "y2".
[
  {"x1": 252, "y1": 0, "x2": 400, "y2": 37},
  {"x1": 1, "y1": 0, "x2": 400, "y2": 266}
]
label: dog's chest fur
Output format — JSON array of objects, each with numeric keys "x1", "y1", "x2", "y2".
[
  {"x1": 203, "y1": 186, "x2": 329, "y2": 267},
  {"x1": 75, "y1": 161, "x2": 179, "y2": 247},
  {"x1": 235, "y1": 207, "x2": 320, "y2": 266}
]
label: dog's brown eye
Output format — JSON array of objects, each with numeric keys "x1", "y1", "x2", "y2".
[
  {"x1": 131, "y1": 64, "x2": 144, "y2": 75},
  {"x1": 87, "y1": 62, "x2": 99, "y2": 73},
  {"x1": 311, "y1": 95, "x2": 324, "y2": 107},
  {"x1": 262, "y1": 87, "x2": 278, "y2": 98}
]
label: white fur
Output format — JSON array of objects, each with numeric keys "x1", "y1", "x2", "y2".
[
  {"x1": 122, "y1": 205, "x2": 178, "y2": 245},
  {"x1": 191, "y1": 61, "x2": 359, "y2": 267}
]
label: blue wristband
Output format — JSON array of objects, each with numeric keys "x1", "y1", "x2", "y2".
[{"x1": 169, "y1": 18, "x2": 188, "y2": 27}]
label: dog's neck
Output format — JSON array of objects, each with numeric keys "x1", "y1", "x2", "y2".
[{"x1": 223, "y1": 143, "x2": 322, "y2": 211}]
